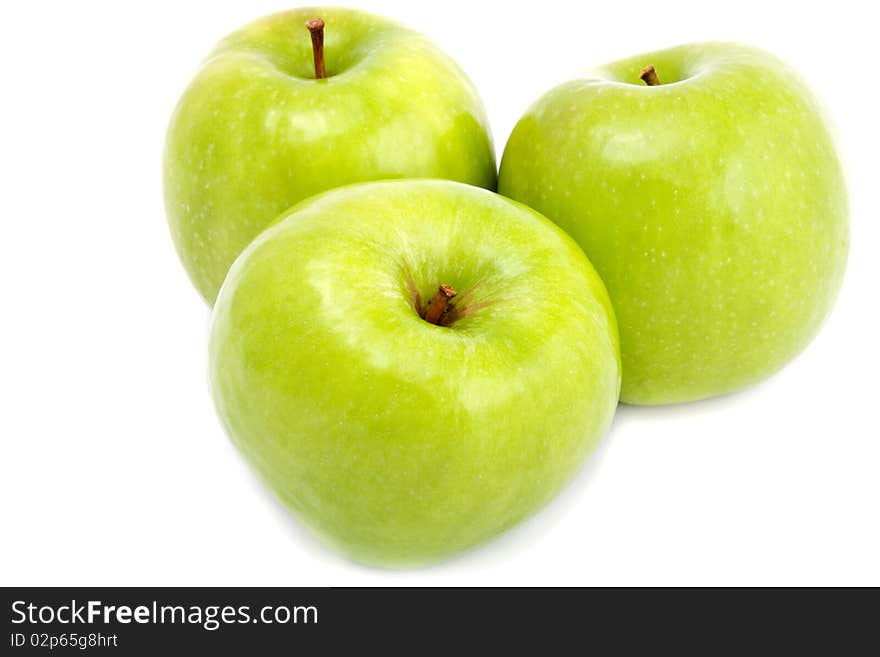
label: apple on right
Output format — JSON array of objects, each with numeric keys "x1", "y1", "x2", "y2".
[{"x1": 499, "y1": 42, "x2": 849, "y2": 405}]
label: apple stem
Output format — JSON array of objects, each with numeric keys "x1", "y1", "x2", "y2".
[
  {"x1": 306, "y1": 18, "x2": 326, "y2": 79},
  {"x1": 422, "y1": 285, "x2": 457, "y2": 325},
  {"x1": 640, "y1": 65, "x2": 660, "y2": 86}
]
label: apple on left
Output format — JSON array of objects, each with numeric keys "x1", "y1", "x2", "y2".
[{"x1": 164, "y1": 7, "x2": 497, "y2": 304}]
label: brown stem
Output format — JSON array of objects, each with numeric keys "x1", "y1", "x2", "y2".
[
  {"x1": 422, "y1": 285, "x2": 457, "y2": 325},
  {"x1": 640, "y1": 65, "x2": 660, "y2": 86},
  {"x1": 306, "y1": 18, "x2": 326, "y2": 79}
]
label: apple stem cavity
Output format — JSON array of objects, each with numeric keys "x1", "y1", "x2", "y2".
[
  {"x1": 422, "y1": 285, "x2": 457, "y2": 326},
  {"x1": 306, "y1": 18, "x2": 326, "y2": 79},
  {"x1": 640, "y1": 65, "x2": 660, "y2": 86}
]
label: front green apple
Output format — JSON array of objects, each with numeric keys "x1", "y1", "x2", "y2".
[
  {"x1": 209, "y1": 180, "x2": 620, "y2": 566},
  {"x1": 499, "y1": 43, "x2": 849, "y2": 404},
  {"x1": 165, "y1": 7, "x2": 497, "y2": 304}
]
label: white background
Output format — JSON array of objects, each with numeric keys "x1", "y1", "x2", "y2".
[{"x1": 1, "y1": 0, "x2": 877, "y2": 586}]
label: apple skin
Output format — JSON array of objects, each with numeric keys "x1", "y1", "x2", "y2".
[
  {"x1": 165, "y1": 8, "x2": 497, "y2": 304},
  {"x1": 499, "y1": 43, "x2": 849, "y2": 405},
  {"x1": 209, "y1": 180, "x2": 621, "y2": 566}
]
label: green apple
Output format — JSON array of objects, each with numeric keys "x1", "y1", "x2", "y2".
[
  {"x1": 499, "y1": 42, "x2": 849, "y2": 404},
  {"x1": 209, "y1": 180, "x2": 620, "y2": 565},
  {"x1": 165, "y1": 8, "x2": 497, "y2": 304}
]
